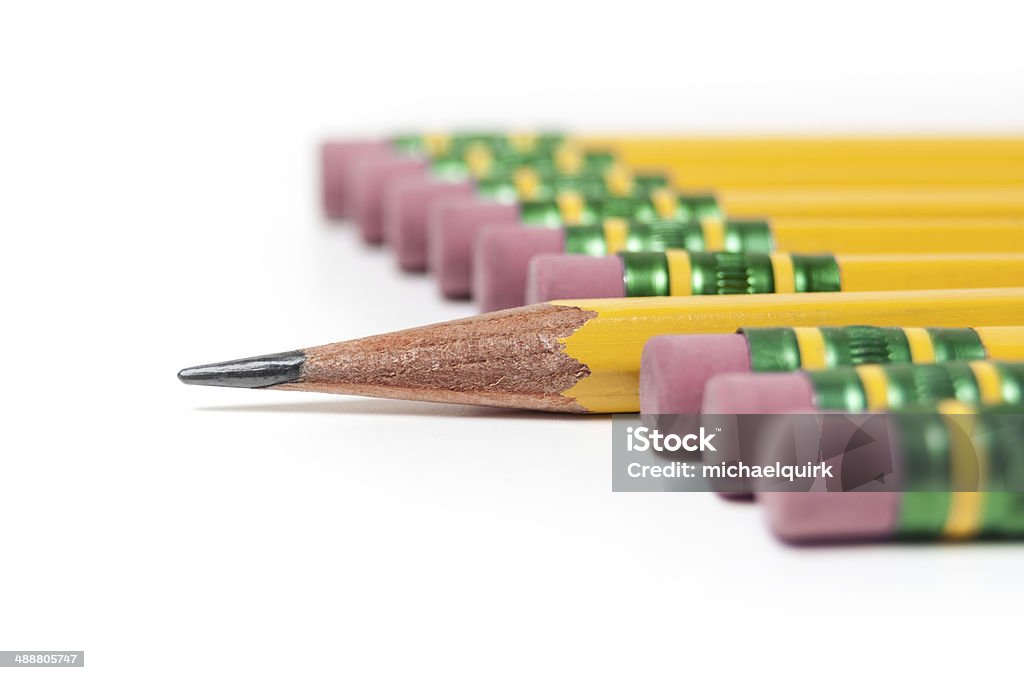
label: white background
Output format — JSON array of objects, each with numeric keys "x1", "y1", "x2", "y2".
[{"x1": 2, "y1": 1, "x2": 1024, "y2": 677}]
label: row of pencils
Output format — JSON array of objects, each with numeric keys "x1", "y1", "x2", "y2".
[{"x1": 180, "y1": 131, "x2": 1024, "y2": 544}]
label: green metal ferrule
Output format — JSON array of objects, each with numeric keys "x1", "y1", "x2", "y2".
[
  {"x1": 819, "y1": 326, "x2": 913, "y2": 366},
  {"x1": 628, "y1": 173, "x2": 671, "y2": 197},
  {"x1": 390, "y1": 134, "x2": 426, "y2": 154},
  {"x1": 626, "y1": 220, "x2": 705, "y2": 252},
  {"x1": 741, "y1": 328, "x2": 803, "y2": 372},
  {"x1": 563, "y1": 225, "x2": 609, "y2": 256},
  {"x1": 447, "y1": 132, "x2": 507, "y2": 152},
  {"x1": 562, "y1": 220, "x2": 705, "y2": 257},
  {"x1": 581, "y1": 150, "x2": 618, "y2": 172},
  {"x1": 741, "y1": 325, "x2": 914, "y2": 373},
  {"x1": 808, "y1": 363, "x2": 988, "y2": 412},
  {"x1": 806, "y1": 368, "x2": 870, "y2": 411},
  {"x1": 895, "y1": 411, "x2": 952, "y2": 539},
  {"x1": 677, "y1": 193, "x2": 724, "y2": 221},
  {"x1": 517, "y1": 132, "x2": 566, "y2": 154},
  {"x1": 429, "y1": 155, "x2": 470, "y2": 181},
  {"x1": 688, "y1": 252, "x2": 775, "y2": 296},
  {"x1": 884, "y1": 363, "x2": 981, "y2": 409},
  {"x1": 619, "y1": 252, "x2": 671, "y2": 297},
  {"x1": 595, "y1": 196, "x2": 651, "y2": 222},
  {"x1": 994, "y1": 362, "x2": 1024, "y2": 405},
  {"x1": 519, "y1": 200, "x2": 564, "y2": 227},
  {"x1": 790, "y1": 254, "x2": 842, "y2": 292},
  {"x1": 926, "y1": 328, "x2": 987, "y2": 363},
  {"x1": 721, "y1": 219, "x2": 776, "y2": 253},
  {"x1": 520, "y1": 198, "x2": 601, "y2": 227},
  {"x1": 552, "y1": 174, "x2": 608, "y2": 201},
  {"x1": 475, "y1": 175, "x2": 519, "y2": 203},
  {"x1": 979, "y1": 407, "x2": 1024, "y2": 535}
]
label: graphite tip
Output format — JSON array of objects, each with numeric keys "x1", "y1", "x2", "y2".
[{"x1": 177, "y1": 351, "x2": 305, "y2": 388}]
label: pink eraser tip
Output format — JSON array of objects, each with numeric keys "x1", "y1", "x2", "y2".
[
  {"x1": 474, "y1": 227, "x2": 566, "y2": 312},
  {"x1": 639, "y1": 335, "x2": 751, "y2": 416},
  {"x1": 351, "y1": 156, "x2": 428, "y2": 244},
  {"x1": 321, "y1": 140, "x2": 392, "y2": 220},
  {"x1": 762, "y1": 492, "x2": 899, "y2": 544},
  {"x1": 525, "y1": 254, "x2": 624, "y2": 304},
  {"x1": 428, "y1": 198, "x2": 520, "y2": 299},
  {"x1": 384, "y1": 178, "x2": 476, "y2": 271},
  {"x1": 702, "y1": 373, "x2": 816, "y2": 415}
]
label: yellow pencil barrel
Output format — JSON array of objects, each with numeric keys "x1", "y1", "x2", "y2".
[
  {"x1": 767, "y1": 216, "x2": 1024, "y2": 253},
  {"x1": 835, "y1": 254, "x2": 1024, "y2": 292},
  {"x1": 975, "y1": 327, "x2": 1024, "y2": 361},
  {"x1": 716, "y1": 187, "x2": 1024, "y2": 217},
  {"x1": 579, "y1": 136, "x2": 1024, "y2": 163},
  {"x1": 554, "y1": 288, "x2": 1024, "y2": 412}
]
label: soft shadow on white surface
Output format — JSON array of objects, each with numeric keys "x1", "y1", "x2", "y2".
[{"x1": 195, "y1": 398, "x2": 605, "y2": 420}]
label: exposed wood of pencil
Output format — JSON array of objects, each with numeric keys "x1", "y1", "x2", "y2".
[{"x1": 272, "y1": 304, "x2": 594, "y2": 411}]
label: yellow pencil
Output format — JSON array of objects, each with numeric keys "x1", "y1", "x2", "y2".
[{"x1": 178, "y1": 288, "x2": 1024, "y2": 413}]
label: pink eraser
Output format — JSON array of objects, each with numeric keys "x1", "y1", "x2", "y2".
[
  {"x1": 762, "y1": 493, "x2": 899, "y2": 544},
  {"x1": 525, "y1": 254, "x2": 625, "y2": 304},
  {"x1": 428, "y1": 198, "x2": 520, "y2": 299},
  {"x1": 640, "y1": 335, "x2": 752, "y2": 416},
  {"x1": 702, "y1": 373, "x2": 816, "y2": 414},
  {"x1": 474, "y1": 227, "x2": 566, "y2": 312},
  {"x1": 351, "y1": 156, "x2": 428, "y2": 244},
  {"x1": 384, "y1": 178, "x2": 476, "y2": 271},
  {"x1": 321, "y1": 140, "x2": 392, "y2": 220}
]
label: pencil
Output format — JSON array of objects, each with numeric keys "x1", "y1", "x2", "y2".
[
  {"x1": 178, "y1": 288, "x2": 1024, "y2": 414},
  {"x1": 526, "y1": 252, "x2": 1024, "y2": 305},
  {"x1": 476, "y1": 216, "x2": 1024, "y2": 311},
  {"x1": 432, "y1": 187, "x2": 1024, "y2": 299}
]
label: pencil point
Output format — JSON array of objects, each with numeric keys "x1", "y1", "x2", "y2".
[{"x1": 178, "y1": 351, "x2": 305, "y2": 388}]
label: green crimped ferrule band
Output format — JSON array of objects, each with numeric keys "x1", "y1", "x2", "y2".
[
  {"x1": 896, "y1": 411, "x2": 953, "y2": 538},
  {"x1": 722, "y1": 219, "x2": 776, "y2": 253},
  {"x1": 620, "y1": 252, "x2": 671, "y2": 297},
  {"x1": 689, "y1": 252, "x2": 776, "y2": 295},
  {"x1": 978, "y1": 406, "x2": 1024, "y2": 535},
  {"x1": 790, "y1": 254, "x2": 842, "y2": 293},
  {"x1": 806, "y1": 363, "x2": 983, "y2": 412},
  {"x1": 519, "y1": 200, "x2": 566, "y2": 227},
  {"x1": 562, "y1": 220, "x2": 705, "y2": 257},
  {"x1": 890, "y1": 404, "x2": 1024, "y2": 539},
  {"x1": 677, "y1": 193, "x2": 724, "y2": 221},
  {"x1": 390, "y1": 134, "x2": 426, "y2": 154},
  {"x1": 927, "y1": 328, "x2": 988, "y2": 362},
  {"x1": 740, "y1": 325, "x2": 994, "y2": 377},
  {"x1": 428, "y1": 155, "x2": 470, "y2": 180},
  {"x1": 741, "y1": 328, "x2": 804, "y2": 372},
  {"x1": 617, "y1": 251, "x2": 840, "y2": 299}
]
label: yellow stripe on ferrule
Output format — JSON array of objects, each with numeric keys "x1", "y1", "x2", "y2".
[
  {"x1": 854, "y1": 364, "x2": 891, "y2": 410},
  {"x1": 793, "y1": 327, "x2": 828, "y2": 370},
  {"x1": 605, "y1": 165, "x2": 634, "y2": 197},
  {"x1": 514, "y1": 167, "x2": 541, "y2": 201},
  {"x1": 557, "y1": 192, "x2": 585, "y2": 225},
  {"x1": 769, "y1": 253, "x2": 796, "y2": 293},
  {"x1": 904, "y1": 328, "x2": 937, "y2": 363},
  {"x1": 603, "y1": 218, "x2": 630, "y2": 254},
  {"x1": 652, "y1": 189, "x2": 679, "y2": 219},
  {"x1": 701, "y1": 218, "x2": 726, "y2": 251},
  {"x1": 665, "y1": 250, "x2": 693, "y2": 296},
  {"x1": 938, "y1": 402, "x2": 985, "y2": 540},
  {"x1": 969, "y1": 361, "x2": 1004, "y2": 405}
]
